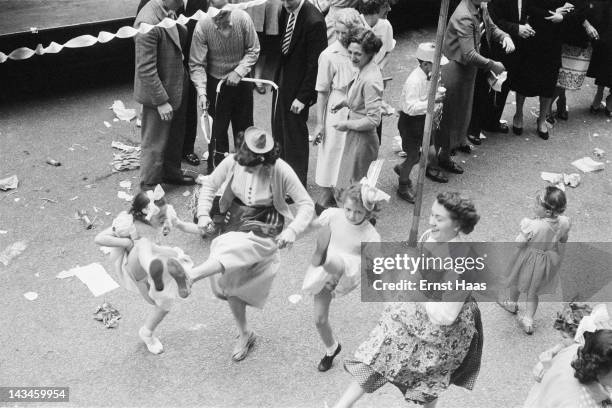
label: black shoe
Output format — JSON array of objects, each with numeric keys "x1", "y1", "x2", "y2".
[
  {"x1": 183, "y1": 153, "x2": 200, "y2": 166},
  {"x1": 512, "y1": 126, "x2": 523, "y2": 135},
  {"x1": 452, "y1": 143, "x2": 473, "y2": 154},
  {"x1": 163, "y1": 175, "x2": 196, "y2": 186},
  {"x1": 546, "y1": 114, "x2": 556, "y2": 125},
  {"x1": 467, "y1": 134, "x2": 482, "y2": 145},
  {"x1": 149, "y1": 259, "x2": 164, "y2": 291},
  {"x1": 397, "y1": 188, "x2": 415, "y2": 203},
  {"x1": 483, "y1": 122, "x2": 509, "y2": 133},
  {"x1": 556, "y1": 110, "x2": 568, "y2": 120},
  {"x1": 439, "y1": 160, "x2": 464, "y2": 174},
  {"x1": 318, "y1": 343, "x2": 341, "y2": 372},
  {"x1": 590, "y1": 104, "x2": 604, "y2": 114},
  {"x1": 537, "y1": 128, "x2": 549, "y2": 140},
  {"x1": 426, "y1": 167, "x2": 449, "y2": 183}
]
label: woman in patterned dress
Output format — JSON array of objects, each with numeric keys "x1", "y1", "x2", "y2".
[
  {"x1": 312, "y1": 8, "x2": 361, "y2": 212},
  {"x1": 332, "y1": 192, "x2": 482, "y2": 408}
]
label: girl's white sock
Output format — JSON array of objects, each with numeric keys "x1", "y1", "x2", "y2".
[
  {"x1": 326, "y1": 340, "x2": 339, "y2": 356},
  {"x1": 139, "y1": 326, "x2": 164, "y2": 354}
]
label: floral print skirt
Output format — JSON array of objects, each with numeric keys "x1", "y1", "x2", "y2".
[{"x1": 345, "y1": 300, "x2": 482, "y2": 405}]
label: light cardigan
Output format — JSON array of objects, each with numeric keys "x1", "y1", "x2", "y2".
[{"x1": 196, "y1": 155, "x2": 315, "y2": 237}]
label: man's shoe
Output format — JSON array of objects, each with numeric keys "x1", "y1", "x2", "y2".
[
  {"x1": 318, "y1": 343, "x2": 341, "y2": 372},
  {"x1": 426, "y1": 167, "x2": 449, "y2": 183},
  {"x1": 483, "y1": 122, "x2": 509, "y2": 133},
  {"x1": 183, "y1": 153, "x2": 200, "y2": 166},
  {"x1": 163, "y1": 175, "x2": 196, "y2": 186},
  {"x1": 438, "y1": 160, "x2": 464, "y2": 174},
  {"x1": 397, "y1": 188, "x2": 415, "y2": 203}
]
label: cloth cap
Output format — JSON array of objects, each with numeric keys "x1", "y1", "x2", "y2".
[
  {"x1": 244, "y1": 126, "x2": 274, "y2": 154},
  {"x1": 416, "y1": 42, "x2": 449, "y2": 65}
]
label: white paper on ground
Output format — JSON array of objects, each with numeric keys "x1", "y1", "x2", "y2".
[
  {"x1": 572, "y1": 157, "x2": 605, "y2": 173},
  {"x1": 117, "y1": 191, "x2": 133, "y2": 201},
  {"x1": 23, "y1": 292, "x2": 38, "y2": 301},
  {"x1": 119, "y1": 180, "x2": 132, "y2": 189},
  {"x1": 288, "y1": 294, "x2": 303, "y2": 304},
  {"x1": 73, "y1": 263, "x2": 119, "y2": 296},
  {"x1": 56, "y1": 269, "x2": 77, "y2": 279}
]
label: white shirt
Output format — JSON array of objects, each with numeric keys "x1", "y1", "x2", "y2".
[
  {"x1": 283, "y1": 0, "x2": 305, "y2": 49},
  {"x1": 400, "y1": 66, "x2": 430, "y2": 116},
  {"x1": 359, "y1": 15, "x2": 395, "y2": 71}
]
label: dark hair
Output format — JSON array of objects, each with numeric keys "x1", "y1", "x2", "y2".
[
  {"x1": 540, "y1": 186, "x2": 567, "y2": 215},
  {"x1": 358, "y1": 0, "x2": 382, "y2": 15},
  {"x1": 233, "y1": 130, "x2": 280, "y2": 167},
  {"x1": 436, "y1": 192, "x2": 480, "y2": 234},
  {"x1": 129, "y1": 191, "x2": 167, "y2": 224},
  {"x1": 572, "y1": 330, "x2": 612, "y2": 384},
  {"x1": 347, "y1": 27, "x2": 383, "y2": 57},
  {"x1": 335, "y1": 183, "x2": 381, "y2": 220}
]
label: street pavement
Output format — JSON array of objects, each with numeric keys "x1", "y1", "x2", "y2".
[{"x1": 1, "y1": 27, "x2": 612, "y2": 408}]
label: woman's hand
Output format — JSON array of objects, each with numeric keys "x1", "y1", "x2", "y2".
[
  {"x1": 333, "y1": 121, "x2": 349, "y2": 131},
  {"x1": 502, "y1": 36, "x2": 516, "y2": 53},
  {"x1": 518, "y1": 23, "x2": 536, "y2": 39},
  {"x1": 275, "y1": 228, "x2": 296, "y2": 249},
  {"x1": 490, "y1": 60, "x2": 505, "y2": 75},
  {"x1": 584, "y1": 21, "x2": 599, "y2": 40},
  {"x1": 197, "y1": 215, "x2": 214, "y2": 235},
  {"x1": 330, "y1": 100, "x2": 348, "y2": 114},
  {"x1": 545, "y1": 10, "x2": 565, "y2": 23}
]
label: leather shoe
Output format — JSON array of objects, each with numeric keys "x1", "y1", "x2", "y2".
[
  {"x1": 483, "y1": 122, "x2": 509, "y2": 133},
  {"x1": 452, "y1": 143, "x2": 473, "y2": 154},
  {"x1": 397, "y1": 188, "x2": 415, "y2": 203},
  {"x1": 439, "y1": 159, "x2": 464, "y2": 174},
  {"x1": 163, "y1": 174, "x2": 196, "y2": 186},
  {"x1": 537, "y1": 128, "x2": 549, "y2": 140},
  {"x1": 512, "y1": 126, "x2": 523, "y2": 135},
  {"x1": 318, "y1": 343, "x2": 341, "y2": 372},
  {"x1": 426, "y1": 167, "x2": 449, "y2": 183},
  {"x1": 183, "y1": 153, "x2": 200, "y2": 166}
]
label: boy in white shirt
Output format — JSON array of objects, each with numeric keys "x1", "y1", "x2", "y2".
[{"x1": 394, "y1": 42, "x2": 448, "y2": 203}]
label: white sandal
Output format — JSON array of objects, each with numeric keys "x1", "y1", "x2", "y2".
[{"x1": 518, "y1": 315, "x2": 535, "y2": 335}]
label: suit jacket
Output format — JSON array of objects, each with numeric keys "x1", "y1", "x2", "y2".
[
  {"x1": 443, "y1": 0, "x2": 509, "y2": 69},
  {"x1": 276, "y1": 1, "x2": 327, "y2": 106},
  {"x1": 137, "y1": 0, "x2": 208, "y2": 60},
  {"x1": 133, "y1": 0, "x2": 187, "y2": 110}
]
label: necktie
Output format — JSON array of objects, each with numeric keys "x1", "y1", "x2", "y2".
[{"x1": 282, "y1": 12, "x2": 295, "y2": 55}]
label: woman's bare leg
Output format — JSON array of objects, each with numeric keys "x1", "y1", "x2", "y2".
[
  {"x1": 538, "y1": 97, "x2": 552, "y2": 132},
  {"x1": 189, "y1": 258, "x2": 225, "y2": 283},
  {"x1": 314, "y1": 288, "x2": 335, "y2": 348},
  {"x1": 332, "y1": 381, "x2": 366, "y2": 408}
]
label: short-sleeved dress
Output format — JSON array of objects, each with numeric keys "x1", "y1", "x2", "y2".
[
  {"x1": 302, "y1": 208, "x2": 380, "y2": 297},
  {"x1": 315, "y1": 41, "x2": 356, "y2": 188},
  {"x1": 360, "y1": 15, "x2": 395, "y2": 73},
  {"x1": 343, "y1": 229, "x2": 483, "y2": 405},
  {"x1": 111, "y1": 209, "x2": 193, "y2": 312},
  {"x1": 505, "y1": 216, "x2": 571, "y2": 297}
]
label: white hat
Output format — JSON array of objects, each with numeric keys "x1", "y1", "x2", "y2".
[
  {"x1": 244, "y1": 126, "x2": 274, "y2": 154},
  {"x1": 415, "y1": 42, "x2": 449, "y2": 65}
]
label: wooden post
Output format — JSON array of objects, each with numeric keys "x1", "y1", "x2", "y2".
[{"x1": 407, "y1": 0, "x2": 452, "y2": 246}]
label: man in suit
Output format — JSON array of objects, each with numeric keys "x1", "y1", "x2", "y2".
[
  {"x1": 138, "y1": 0, "x2": 209, "y2": 167},
  {"x1": 134, "y1": 0, "x2": 196, "y2": 189},
  {"x1": 274, "y1": 0, "x2": 327, "y2": 187},
  {"x1": 466, "y1": 0, "x2": 524, "y2": 145}
]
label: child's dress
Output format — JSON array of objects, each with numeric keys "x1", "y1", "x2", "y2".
[
  {"x1": 110, "y1": 209, "x2": 193, "y2": 312},
  {"x1": 302, "y1": 208, "x2": 380, "y2": 297},
  {"x1": 506, "y1": 216, "x2": 571, "y2": 297}
]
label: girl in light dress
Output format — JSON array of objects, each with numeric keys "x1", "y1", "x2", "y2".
[
  {"x1": 332, "y1": 192, "x2": 482, "y2": 408},
  {"x1": 94, "y1": 186, "x2": 198, "y2": 354},
  {"x1": 498, "y1": 186, "x2": 571, "y2": 334},
  {"x1": 302, "y1": 163, "x2": 389, "y2": 372}
]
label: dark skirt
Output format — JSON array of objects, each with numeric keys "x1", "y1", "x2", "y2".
[
  {"x1": 587, "y1": 40, "x2": 612, "y2": 87},
  {"x1": 438, "y1": 61, "x2": 478, "y2": 150}
]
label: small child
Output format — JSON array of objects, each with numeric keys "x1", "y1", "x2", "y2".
[
  {"x1": 95, "y1": 186, "x2": 199, "y2": 354},
  {"x1": 498, "y1": 186, "x2": 571, "y2": 334},
  {"x1": 302, "y1": 163, "x2": 388, "y2": 372}
]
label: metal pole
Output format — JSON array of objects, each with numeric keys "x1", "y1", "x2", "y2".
[{"x1": 407, "y1": 0, "x2": 452, "y2": 246}]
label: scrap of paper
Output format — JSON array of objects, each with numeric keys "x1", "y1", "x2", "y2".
[{"x1": 73, "y1": 263, "x2": 119, "y2": 297}]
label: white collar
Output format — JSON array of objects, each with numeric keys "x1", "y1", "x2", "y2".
[{"x1": 290, "y1": 0, "x2": 306, "y2": 17}]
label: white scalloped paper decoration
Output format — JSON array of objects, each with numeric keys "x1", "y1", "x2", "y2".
[{"x1": 0, "y1": 2, "x2": 266, "y2": 64}]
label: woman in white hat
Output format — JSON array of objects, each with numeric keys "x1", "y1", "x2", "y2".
[{"x1": 188, "y1": 126, "x2": 315, "y2": 361}]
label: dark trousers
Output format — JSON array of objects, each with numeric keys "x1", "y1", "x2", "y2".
[
  {"x1": 398, "y1": 112, "x2": 430, "y2": 186},
  {"x1": 468, "y1": 66, "x2": 511, "y2": 137},
  {"x1": 182, "y1": 81, "x2": 198, "y2": 156},
  {"x1": 273, "y1": 92, "x2": 310, "y2": 187},
  {"x1": 206, "y1": 74, "x2": 254, "y2": 172},
  {"x1": 140, "y1": 92, "x2": 188, "y2": 186}
]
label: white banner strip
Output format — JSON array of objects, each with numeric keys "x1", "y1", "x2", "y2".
[{"x1": 0, "y1": 0, "x2": 267, "y2": 64}]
